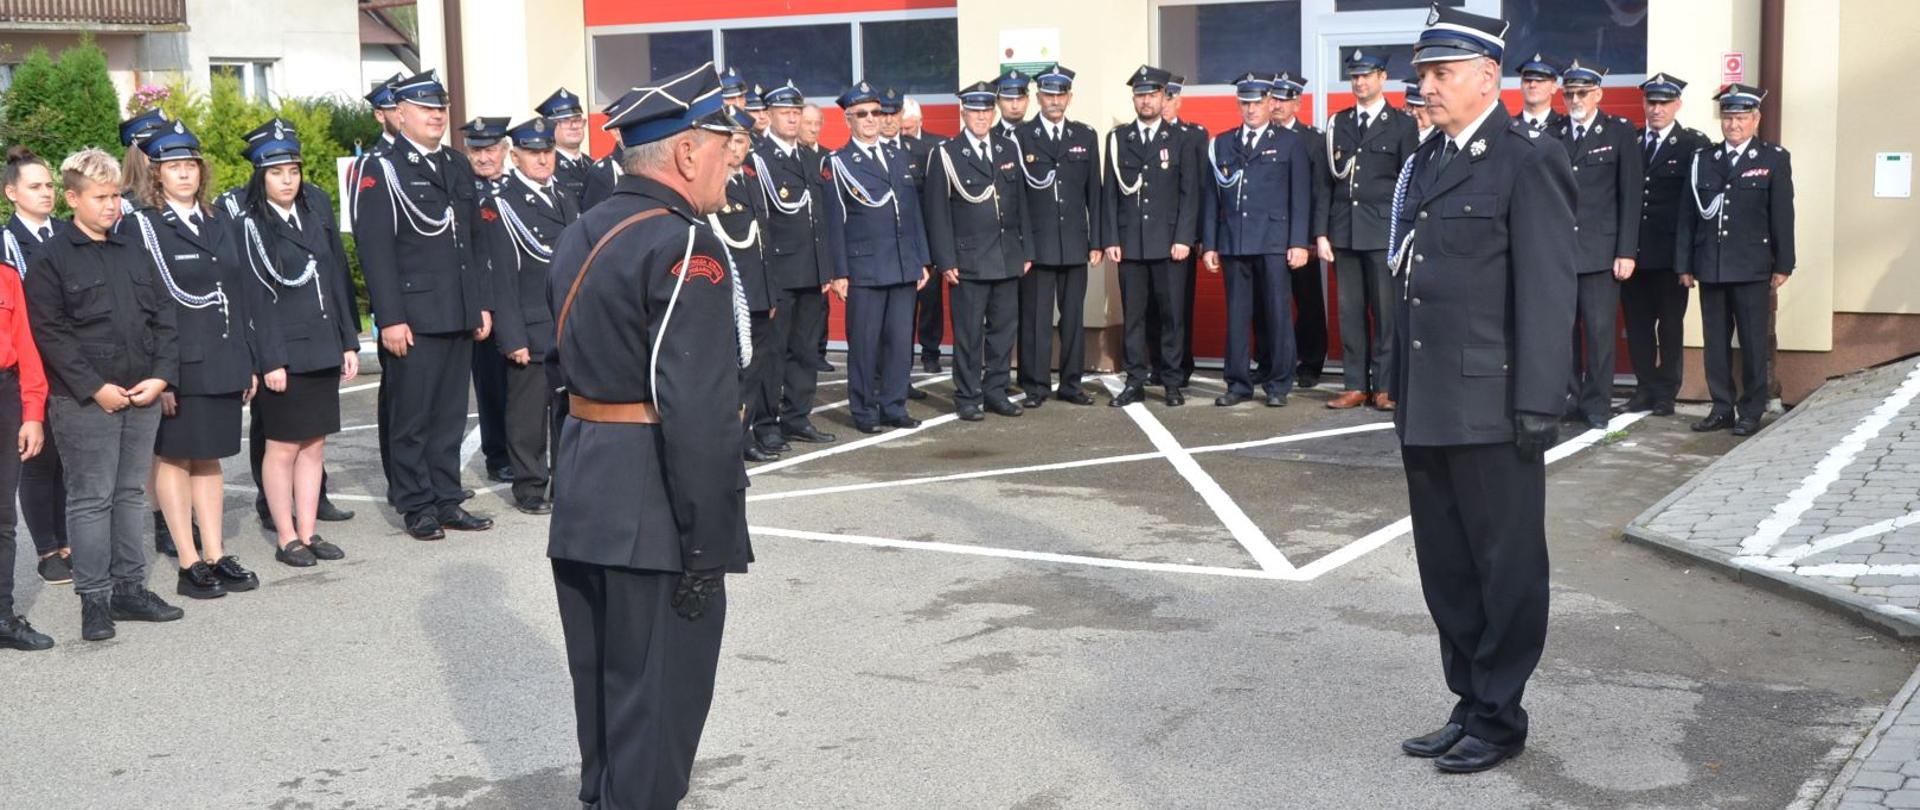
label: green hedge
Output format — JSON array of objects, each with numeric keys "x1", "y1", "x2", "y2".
[{"x1": 0, "y1": 35, "x2": 122, "y2": 217}]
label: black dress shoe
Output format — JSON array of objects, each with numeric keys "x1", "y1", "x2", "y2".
[
  {"x1": 1110, "y1": 385, "x2": 1145, "y2": 407},
  {"x1": 885, "y1": 414, "x2": 923, "y2": 429},
  {"x1": 907, "y1": 387, "x2": 928, "y2": 400},
  {"x1": 110, "y1": 586, "x2": 183, "y2": 622},
  {"x1": 1732, "y1": 418, "x2": 1761, "y2": 437},
  {"x1": 516, "y1": 496, "x2": 554, "y2": 515},
  {"x1": 1165, "y1": 388, "x2": 1185, "y2": 407},
  {"x1": 276, "y1": 541, "x2": 319, "y2": 567},
  {"x1": 922, "y1": 357, "x2": 942, "y2": 374},
  {"x1": 1297, "y1": 372, "x2": 1321, "y2": 390},
  {"x1": 488, "y1": 466, "x2": 514, "y2": 483},
  {"x1": 1691, "y1": 412, "x2": 1734, "y2": 432},
  {"x1": 815, "y1": 359, "x2": 836, "y2": 372},
  {"x1": 1435, "y1": 735, "x2": 1523, "y2": 773},
  {"x1": 306, "y1": 536, "x2": 346, "y2": 560},
  {"x1": 957, "y1": 406, "x2": 984, "y2": 422},
  {"x1": 1265, "y1": 393, "x2": 1288, "y2": 407},
  {"x1": 986, "y1": 399, "x2": 1023, "y2": 417},
  {"x1": 210, "y1": 557, "x2": 258, "y2": 592},
  {"x1": 757, "y1": 436, "x2": 792, "y2": 453},
  {"x1": 1616, "y1": 394, "x2": 1655, "y2": 414},
  {"x1": 1058, "y1": 391, "x2": 1095, "y2": 406},
  {"x1": 81, "y1": 595, "x2": 114, "y2": 641},
  {"x1": 1022, "y1": 394, "x2": 1046, "y2": 409},
  {"x1": 406, "y1": 514, "x2": 446, "y2": 541},
  {"x1": 1215, "y1": 392, "x2": 1251, "y2": 407},
  {"x1": 1651, "y1": 400, "x2": 1676, "y2": 416},
  {"x1": 460, "y1": 488, "x2": 477, "y2": 500},
  {"x1": 0, "y1": 614, "x2": 53, "y2": 651},
  {"x1": 439, "y1": 507, "x2": 493, "y2": 532},
  {"x1": 1401, "y1": 723, "x2": 1466, "y2": 758},
  {"x1": 783, "y1": 425, "x2": 837, "y2": 444},
  {"x1": 176, "y1": 562, "x2": 227, "y2": 600},
  {"x1": 854, "y1": 421, "x2": 884, "y2": 434},
  {"x1": 316, "y1": 499, "x2": 355, "y2": 522},
  {"x1": 744, "y1": 446, "x2": 781, "y2": 463},
  {"x1": 1585, "y1": 418, "x2": 1609, "y2": 431}
]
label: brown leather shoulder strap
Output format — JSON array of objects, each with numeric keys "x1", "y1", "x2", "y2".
[{"x1": 555, "y1": 207, "x2": 672, "y2": 345}]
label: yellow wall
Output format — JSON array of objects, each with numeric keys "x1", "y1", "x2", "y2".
[
  {"x1": 1832, "y1": 0, "x2": 1920, "y2": 316},
  {"x1": 1774, "y1": 0, "x2": 1837, "y2": 350}
]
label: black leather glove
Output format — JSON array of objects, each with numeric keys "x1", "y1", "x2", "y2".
[
  {"x1": 1513, "y1": 411, "x2": 1559, "y2": 458},
  {"x1": 671, "y1": 568, "x2": 726, "y2": 620}
]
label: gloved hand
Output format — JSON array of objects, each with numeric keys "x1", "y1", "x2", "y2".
[
  {"x1": 1513, "y1": 411, "x2": 1560, "y2": 458},
  {"x1": 671, "y1": 568, "x2": 726, "y2": 620}
]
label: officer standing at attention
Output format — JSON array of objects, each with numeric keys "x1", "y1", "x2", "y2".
[
  {"x1": 1553, "y1": 60, "x2": 1643, "y2": 430},
  {"x1": 1200, "y1": 72, "x2": 1311, "y2": 408},
  {"x1": 905, "y1": 95, "x2": 952, "y2": 375},
  {"x1": 1621, "y1": 73, "x2": 1708, "y2": 417},
  {"x1": 1270, "y1": 71, "x2": 1329, "y2": 390},
  {"x1": 545, "y1": 63, "x2": 753, "y2": 809},
  {"x1": 1012, "y1": 65, "x2": 1100, "y2": 408},
  {"x1": 1512, "y1": 54, "x2": 1568, "y2": 132},
  {"x1": 478, "y1": 117, "x2": 577, "y2": 515},
  {"x1": 712, "y1": 112, "x2": 782, "y2": 462},
  {"x1": 352, "y1": 70, "x2": 495, "y2": 541},
  {"x1": 538, "y1": 87, "x2": 591, "y2": 209},
  {"x1": 1158, "y1": 74, "x2": 1209, "y2": 384},
  {"x1": 994, "y1": 69, "x2": 1031, "y2": 141},
  {"x1": 1676, "y1": 83, "x2": 1793, "y2": 438},
  {"x1": 1320, "y1": 48, "x2": 1417, "y2": 412},
  {"x1": 1101, "y1": 65, "x2": 1199, "y2": 408},
  {"x1": 924, "y1": 81, "x2": 1033, "y2": 422},
  {"x1": 461, "y1": 116, "x2": 515, "y2": 485},
  {"x1": 750, "y1": 80, "x2": 837, "y2": 451},
  {"x1": 1389, "y1": 4, "x2": 1576, "y2": 773},
  {"x1": 876, "y1": 87, "x2": 934, "y2": 403},
  {"x1": 1406, "y1": 79, "x2": 1435, "y2": 142},
  {"x1": 825, "y1": 81, "x2": 932, "y2": 434}
]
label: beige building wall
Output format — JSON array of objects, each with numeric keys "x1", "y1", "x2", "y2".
[
  {"x1": 413, "y1": 1, "x2": 588, "y2": 140},
  {"x1": 1832, "y1": 0, "x2": 1920, "y2": 316}
]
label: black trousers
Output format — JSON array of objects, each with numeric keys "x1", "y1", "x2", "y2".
[
  {"x1": 472, "y1": 336, "x2": 510, "y2": 473},
  {"x1": 503, "y1": 359, "x2": 550, "y2": 502},
  {"x1": 916, "y1": 272, "x2": 946, "y2": 361},
  {"x1": 1145, "y1": 262, "x2": 1199, "y2": 379},
  {"x1": 1567, "y1": 272, "x2": 1620, "y2": 421},
  {"x1": 845, "y1": 283, "x2": 916, "y2": 425},
  {"x1": 0, "y1": 372, "x2": 22, "y2": 617},
  {"x1": 553, "y1": 559, "x2": 726, "y2": 810},
  {"x1": 1119, "y1": 259, "x2": 1188, "y2": 387},
  {"x1": 1223, "y1": 254, "x2": 1295, "y2": 397},
  {"x1": 950, "y1": 275, "x2": 1019, "y2": 408},
  {"x1": 378, "y1": 345, "x2": 396, "y2": 505},
  {"x1": 1699, "y1": 279, "x2": 1772, "y2": 421},
  {"x1": 1291, "y1": 259, "x2": 1328, "y2": 378},
  {"x1": 1017, "y1": 263, "x2": 1088, "y2": 399},
  {"x1": 1402, "y1": 442, "x2": 1549, "y2": 748},
  {"x1": 1334, "y1": 248, "x2": 1394, "y2": 392},
  {"x1": 769, "y1": 287, "x2": 825, "y2": 434},
  {"x1": 742, "y1": 310, "x2": 779, "y2": 448},
  {"x1": 548, "y1": 388, "x2": 568, "y2": 498},
  {"x1": 385, "y1": 332, "x2": 472, "y2": 518},
  {"x1": 19, "y1": 395, "x2": 65, "y2": 555},
  {"x1": 1620, "y1": 267, "x2": 1689, "y2": 404},
  {"x1": 816, "y1": 294, "x2": 832, "y2": 363}
]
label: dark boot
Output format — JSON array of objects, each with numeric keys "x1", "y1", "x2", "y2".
[
  {"x1": 0, "y1": 615, "x2": 53, "y2": 651},
  {"x1": 81, "y1": 594, "x2": 115, "y2": 641},
  {"x1": 110, "y1": 583, "x2": 185, "y2": 623}
]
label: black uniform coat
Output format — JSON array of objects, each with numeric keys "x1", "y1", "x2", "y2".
[
  {"x1": 220, "y1": 184, "x2": 362, "y2": 334},
  {"x1": 581, "y1": 154, "x2": 620, "y2": 213},
  {"x1": 1325, "y1": 103, "x2": 1420, "y2": 250},
  {"x1": 481, "y1": 171, "x2": 579, "y2": 360},
  {"x1": 4, "y1": 215, "x2": 73, "y2": 276},
  {"x1": 715, "y1": 167, "x2": 774, "y2": 312},
  {"x1": 545, "y1": 174, "x2": 751, "y2": 575},
  {"x1": 553, "y1": 149, "x2": 592, "y2": 209},
  {"x1": 1281, "y1": 120, "x2": 1332, "y2": 242},
  {"x1": 234, "y1": 194, "x2": 360, "y2": 375},
  {"x1": 132, "y1": 204, "x2": 256, "y2": 395},
  {"x1": 1200, "y1": 125, "x2": 1313, "y2": 255},
  {"x1": 352, "y1": 137, "x2": 489, "y2": 335},
  {"x1": 1013, "y1": 118, "x2": 1101, "y2": 265},
  {"x1": 1635, "y1": 124, "x2": 1713, "y2": 271},
  {"x1": 824, "y1": 140, "x2": 931, "y2": 287},
  {"x1": 1100, "y1": 120, "x2": 1200, "y2": 260},
  {"x1": 1675, "y1": 139, "x2": 1796, "y2": 284},
  {"x1": 923, "y1": 132, "x2": 1034, "y2": 281},
  {"x1": 1550, "y1": 113, "x2": 1644, "y2": 272},
  {"x1": 752, "y1": 137, "x2": 834, "y2": 291},
  {"x1": 24, "y1": 226, "x2": 180, "y2": 401},
  {"x1": 1387, "y1": 106, "x2": 1578, "y2": 446}
]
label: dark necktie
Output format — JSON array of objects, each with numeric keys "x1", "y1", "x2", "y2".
[
  {"x1": 1531, "y1": 119, "x2": 1546, "y2": 132},
  {"x1": 1645, "y1": 132, "x2": 1659, "y2": 166},
  {"x1": 1433, "y1": 139, "x2": 1460, "y2": 175},
  {"x1": 1575, "y1": 124, "x2": 1589, "y2": 145},
  {"x1": 1243, "y1": 130, "x2": 1255, "y2": 153},
  {"x1": 288, "y1": 212, "x2": 301, "y2": 232},
  {"x1": 1358, "y1": 111, "x2": 1371, "y2": 130},
  {"x1": 35, "y1": 226, "x2": 50, "y2": 242}
]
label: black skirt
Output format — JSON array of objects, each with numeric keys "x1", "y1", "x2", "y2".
[
  {"x1": 154, "y1": 392, "x2": 243, "y2": 460},
  {"x1": 252, "y1": 369, "x2": 342, "y2": 442}
]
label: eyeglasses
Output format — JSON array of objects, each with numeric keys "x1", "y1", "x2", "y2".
[{"x1": 846, "y1": 110, "x2": 880, "y2": 120}]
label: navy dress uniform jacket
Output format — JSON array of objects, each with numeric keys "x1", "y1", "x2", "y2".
[
  {"x1": 752, "y1": 138, "x2": 835, "y2": 291},
  {"x1": 1635, "y1": 125, "x2": 1713, "y2": 270},
  {"x1": 1675, "y1": 140, "x2": 1796, "y2": 283},
  {"x1": 219, "y1": 184, "x2": 361, "y2": 331},
  {"x1": 1282, "y1": 120, "x2": 1333, "y2": 242},
  {"x1": 4, "y1": 215, "x2": 74, "y2": 275},
  {"x1": 825, "y1": 140, "x2": 931, "y2": 286},
  {"x1": 352, "y1": 137, "x2": 490, "y2": 335},
  {"x1": 481, "y1": 173, "x2": 579, "y2": 360},
  {"x1": 1325, "y1": 104, "x2": 1420, "y2": 250},
  {"x1": 553, "y1": 150, "x2": 592, "y2": 208},
  {"x1": 1100, "y1": 121, "x2": 1200, "y2": 260},
  {"x1": 581, "y1": 155, "x2": 620, "y2": 213},
  {"x1": 132, "y1": 204, "x2": 256, "y2": 396},
  {"x1": 1388, "y1": 108, "x2": 1579, "y2": 446},
  {"x1": 232, "y1": 194, "x2": 361, "y2": 375},
  {"x1": 923, "y1": 133, "x2": 1035, "y2": 281},
  {"x1": 716, "y1": 168, "x2": 775, "y2": 312},
  {"x1": 1200, "y1": 125, "x2": 1313, "y2": 255},
  {"x1": 545, "y1": 174, "x2": 752, "y2": 574},
  {"x1": 1551, "y1": 114, "x2": 1644, "y2": 271},
  {"x1": 1013, "y1": 118, "x2": 1101, "y2": 265}
]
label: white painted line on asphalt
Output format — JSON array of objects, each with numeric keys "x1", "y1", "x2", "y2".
[
  {"x1": 1104, "y1": 376, "x2": 1295, "y2": 574},
  {"x1": 748, "y1": 413, "x2": 962, "y2": 477},
  {"x1": 339, "y1": 381, "x2": 380, "y2": 394},
  {"x1": 1737, "y1": 360, "x2": 1920, "y2": 556},
  {"x1": 751, "y1": 526, "x2": 1294, "y2": 580},
  {"x1": 220, "y1": 482, "x2": 510, "y2": 503},
  {"x1": 809, "y1": 375, "x2": 949, "y2": 415}
]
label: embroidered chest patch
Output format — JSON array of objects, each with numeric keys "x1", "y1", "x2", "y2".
[{"x1": 672, "y1": 255, "x2": 726, "y2": 285}]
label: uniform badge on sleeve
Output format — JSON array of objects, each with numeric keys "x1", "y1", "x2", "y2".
[
  {"x1": 359, "y1": 175, "x2": 378, "y2": 190},
  {"x1": 672, "y1": 255, "x2": 727, "y2": 284},
  {"x1": 480, "y1": 207, "x2": 498, "y2": 222}
]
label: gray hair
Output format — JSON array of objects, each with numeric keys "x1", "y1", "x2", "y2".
[
  {"x1": 901, "y1": 98, "x2": 922, "y2": 119},
  {"x1": 620, "y1": 131, "x2": 688, "y2": 176}
]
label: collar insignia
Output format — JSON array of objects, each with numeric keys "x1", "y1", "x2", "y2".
[
  {"x1": 406, "y1": 151, "x2": 420, "y2": 164},
  {"x1": 1469, "y1": 139, "x2": 1486, "y2": 157}
]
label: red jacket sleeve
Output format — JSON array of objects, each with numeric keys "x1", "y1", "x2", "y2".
[{"x1": 1, "y1": 268, "x2": 46, "y2": 423}]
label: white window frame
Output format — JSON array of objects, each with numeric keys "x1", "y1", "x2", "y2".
[
  {"x1": 210, "y1": 59, "x2": 276, "y2": 104},
  {"x1": 585, "y1": 7, "x2": 959, "y2": 107}
]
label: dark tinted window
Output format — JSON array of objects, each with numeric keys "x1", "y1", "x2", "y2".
[
  {"x1": 862, "y1": 18, "x2": 959, "y2": 96},
  {"x1": 725, "y1": 24, "x2": 854, "y2": 96},
  {"x1": 590, "y1": 30, "x2": 712, "y2": 107},
  {"x1": 1159, "y1": 2, "x2": 1302, "y2": 86},
  {"x1": 1502, "y1": 0, "x2": 1648, "y2": 74}
]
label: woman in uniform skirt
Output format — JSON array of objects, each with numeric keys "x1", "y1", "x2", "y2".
[
  {"x1": 130, "y1": 124, "x2": 262, "y2": 599},
  {"x1": 231, "y1": 123, "x2": 360, "y2": 568}
]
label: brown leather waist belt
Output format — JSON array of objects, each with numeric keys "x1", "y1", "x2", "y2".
[{"x1": 568, "y1": 395, "x2": 660, "y2": 424}]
